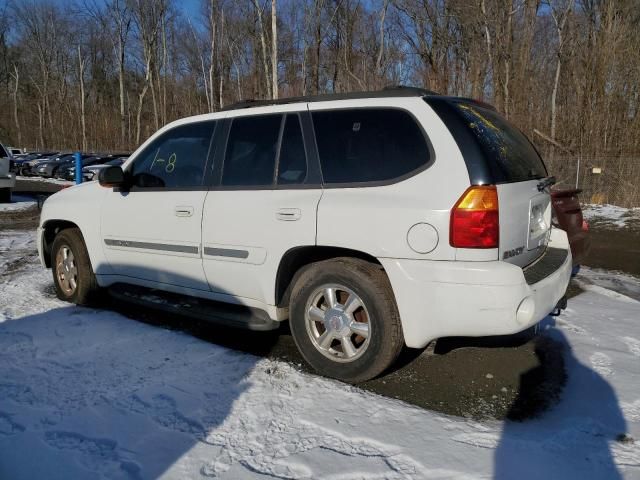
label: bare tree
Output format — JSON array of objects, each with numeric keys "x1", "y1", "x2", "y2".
[
  {"x1": 252, "y1": 0, "x2": 272, "y2": 98},
  {"x1": 548, "y1": 0, "x2": 574, "y2": 142},
  {"x1": 271, "y1": 0, "x2": 278, "y2": 99},
  {"x1": 0, "y1": 0, "x2": 637, "y2": 206},
  {"x1": 78, "y1": 45, "x2": 88, "y2": 151},
  {"x1": 110, "y1": 0, "x2": 132, "y2": 145},
  {"x1": 10, "y1": 65, "x2": 21, "y2": 147}
]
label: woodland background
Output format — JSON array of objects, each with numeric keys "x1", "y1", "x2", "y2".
[{"x1": 0, "y1": 0, "x2": 638, "y2": 205}]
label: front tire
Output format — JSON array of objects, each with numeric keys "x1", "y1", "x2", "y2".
[
  {"x1": 289, "y1": 258, "x2": 404, "y2": 383},
  {"x1": 0, "y1": 188, "x2": 10, "y2": 203},
  {"x1": 51, "y1": 228, "x2": 100, "y2": 305}
]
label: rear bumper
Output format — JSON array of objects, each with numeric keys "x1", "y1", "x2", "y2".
[{"x1": 381, "y1": 228, "x2": 572, "y2": 348}]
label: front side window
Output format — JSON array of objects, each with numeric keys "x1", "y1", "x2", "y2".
[
  {"x1": 222, "y1": 114, "x2": 282, "y2": 186},
  {"x1": 312, "y1": 108, "x2": 430, "y2": 184},
  {"x1": 130, "y1": 121, "x2": 216, "y2": 188}
]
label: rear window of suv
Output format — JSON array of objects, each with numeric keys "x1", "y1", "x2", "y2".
[
  {"x1": 312, "y1": 108, "x2": 430, "y2": 185},
  {"x1": 453, "y1": 102, "x2": 547, "y2": 183}
]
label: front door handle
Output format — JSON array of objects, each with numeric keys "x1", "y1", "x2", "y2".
[
  {"x1": 276, "y1": 208, "x2": 301, "y2": 221},
  {"x1": 174, "y1": 206, "x2": 194, "y2": 217}
]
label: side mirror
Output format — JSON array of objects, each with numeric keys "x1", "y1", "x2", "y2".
[{"x1": 98, "y1": 165, "x2": 126, "y2": 188}]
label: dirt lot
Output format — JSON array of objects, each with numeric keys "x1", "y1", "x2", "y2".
[{"x1": 3, "y1": 181, "x2": 637, "y2": 421}]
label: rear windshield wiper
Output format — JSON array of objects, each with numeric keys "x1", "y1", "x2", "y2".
[{"x1": 537, "y1": 176, "x2": 556, "y2": 192}]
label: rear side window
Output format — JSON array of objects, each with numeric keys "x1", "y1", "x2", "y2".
[
  {"x1": 312, "y1": 108, "x2": 430, "y2": 184},
  {"x1": 453, "y1": 103, "x2": 547, "y2": 182},
  {"x1": 222, "y1": 114, "x2": 282, "y2": 186}
]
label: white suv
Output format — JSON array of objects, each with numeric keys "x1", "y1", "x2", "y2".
[
  {"x1": 0, "y1": 143, "x2": 16, "y2": 203},
  {"x1": 37, "y1": 87, "x2": 572, "y2": 382}
]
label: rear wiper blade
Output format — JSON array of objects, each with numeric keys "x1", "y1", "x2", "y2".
[{"x1": 537, "y1": 176, "x2": 556, "y2": 192}]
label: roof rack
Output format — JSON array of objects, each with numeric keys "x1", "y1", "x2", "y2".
[{"x1": 221, "y1": 85, "x2": 439, "y2": 112}]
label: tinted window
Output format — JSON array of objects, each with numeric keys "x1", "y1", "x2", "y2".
[
  {"x1": 222, "y1": 114, "x2": 282, "y2": 186},
  {"x1": 312, "y1": 109, "x2": 429, "y2": 184},
  {"x1": 277, "y1": 114, "x2": 307, "y2": 185},
  {"x1": 131, "y1": 121, "x2": 215, "y2": 188},
  {"x1": 453, "y1": 102, "x2": 547, "y2": 182}
]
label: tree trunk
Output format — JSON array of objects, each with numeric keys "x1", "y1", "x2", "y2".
[
  {"x1": 253, "y1": 0, "x2": 272, "y2": 98},
  {"x1": 375, "y1": 0, "x2": 389, "y2": 81},
  {"x1": 271, "y1": 0, "x2": 278, "y2": 99},
  {"x1": 78, "y1": 46, "x2": 87, "y2": 151},
  {"x1": 208, "y1": 0, "x2": 217, "y2": 111},
  {"x1": 550, "y1": 56, "x2": 561, "y2": 140},
  {"x1": 135, "y1": 82, "x2": 149, "y2": 145},
  {"x1": 11, "y1": 66, "x2": 22, "y2": 148},
  {"x1": 314, "y1": 0, "x2": 322, "y2": 94}
]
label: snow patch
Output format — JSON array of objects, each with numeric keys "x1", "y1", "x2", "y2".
[
  {"x1": 582, "y1": 203, "x2": 640, "y2": 228},
  {"x1": 0, "y1": 195, "x2": 37, "y2": 212},
  {"x1": 621, "y1": 337, "x2": 640, "y2": 358},
  {"x1": 589, "y1": 352, "x2": 614, "y2": 377},
  {"x1": 1, "y1": 228, "x2": 639, "y2": 479},
  {"x1": 16, "y1": 175, "x2": 73, "y2": 186}
]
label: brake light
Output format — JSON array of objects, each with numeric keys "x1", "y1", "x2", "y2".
[{"x1": 450, "y1": 186, "x2": 499, "y2": 248}]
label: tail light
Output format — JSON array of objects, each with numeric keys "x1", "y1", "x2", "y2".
[{"x1": 450, "y1": 186, "x2": 499, "y2": 248}]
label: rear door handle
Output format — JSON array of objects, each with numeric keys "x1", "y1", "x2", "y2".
[
  {"x1": 174, "y1": 206, "x2": 194, "y2": 217},
  {"x1": 276, "y1": 208, "x2": 301, "y2": 221}
]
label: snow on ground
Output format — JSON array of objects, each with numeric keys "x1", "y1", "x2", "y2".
[
  {"x1": 582, "y1": 204, "x2": 640, "y2": 229},
  {"x1": 0, "y1": 229, "x2": 639, "y2": 479},
  {"x1": 576, "y1": 267, "x2": 640, "y2": 303},
  {"x1": 16, "y1": 175, "x2": 74, "y2": 186},
  {"x1": 0, "y1": 229, "x2": 36, "y2": 276},
  {"x1": 0, "y1": 195, "x2": 37, "y2": 213}
]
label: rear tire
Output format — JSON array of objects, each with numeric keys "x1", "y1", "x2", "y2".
[
  {"x1": 0, "y1": 188, "x2": 10, "y2": 203},
  {"x1": 289, "y1": 258, "x2": 404, "y2": 383},
  {"x1": 51, "y1": 228, "x2": 100, "y2": 305}
]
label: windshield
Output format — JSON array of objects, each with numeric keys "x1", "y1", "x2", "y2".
[{"x1": 453, "y1": 102, "x2": 547, "y2": 183}]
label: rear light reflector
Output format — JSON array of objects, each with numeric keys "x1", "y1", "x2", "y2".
[
  {"x1": 582, "y1": 219, "x2": 589, "y2": 232},
  {"x1": 450, "y1": 186, "x2": 499, "y2": 248}
]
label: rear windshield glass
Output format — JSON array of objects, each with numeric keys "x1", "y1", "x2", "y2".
[{"x1": 453, "y1": 102, "x2": 547, "y2": 183}]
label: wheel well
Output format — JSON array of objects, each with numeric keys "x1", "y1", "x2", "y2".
[
  {"x1": 42, "y1": 220, "x2": 80, "y2": 268},
  {"x1": 275, "y1": 246, "x2": 382, "y2": 308}
]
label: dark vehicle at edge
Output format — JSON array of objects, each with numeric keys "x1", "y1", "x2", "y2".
[{"x1": 551, "y1": 187, "x2": 591, "y2": 268}]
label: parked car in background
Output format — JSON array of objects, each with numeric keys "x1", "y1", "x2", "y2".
[
  {"x1": 56, "y1": 155, "x2": 103, "y2": 181},
  {"x1": 23, "y1": 152, "x2": 66, "y2": 176},
  {"x1": 7, "y1": 147, "x2": 23, "y2": 156},
  {"x1": 0, "y1": 142, "x2": 16, "y2": 202},
  {"x1": 57, "y1": 155, "x2": 120, "y2": 181},
  {"x1": 551, "y1": 188, "x2": 591, "y2": 270},
  {"x1": 38, "y1": 87, "x2": 572, "y2": 382},
  {"x1": 35, "y1": 153, "x2": 93, "y2": 178},
  {"x1": 82, "y1": 157, "x2": 127, "y2": 181},
  {"x1": 16, "y1": 152, "x2": 59, "y2": 176}
]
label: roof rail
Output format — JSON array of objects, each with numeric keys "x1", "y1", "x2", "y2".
[{"x1": 221, "y1": 85, "x2": 439, "y2": 112}]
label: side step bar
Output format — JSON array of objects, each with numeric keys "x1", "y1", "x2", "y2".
[{"x1": 108, "y1": 283, "x2": 280, "y2": 331}]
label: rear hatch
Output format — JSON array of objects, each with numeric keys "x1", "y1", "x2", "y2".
[{"x1": 448, "y1": 101, "x2": 551, "y2": 268}]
